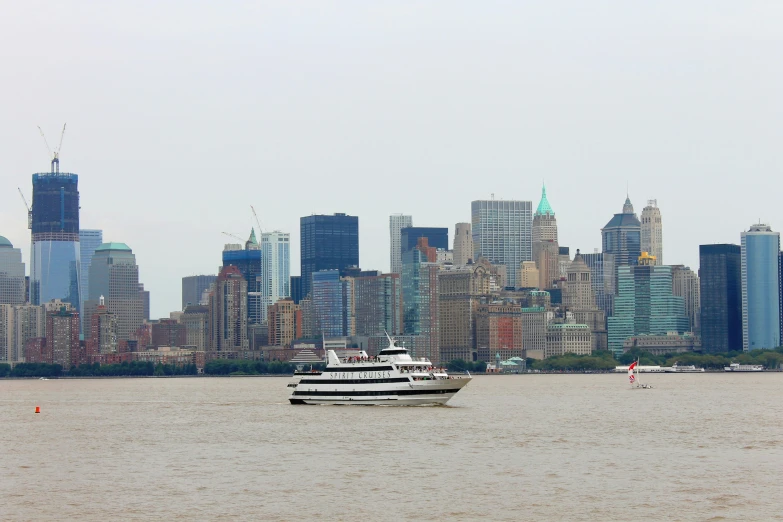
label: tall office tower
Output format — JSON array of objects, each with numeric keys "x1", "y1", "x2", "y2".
[
  {"x1": 268, "y1": 298, "x2": 301, "y2": 347},
  {"x1": 558, "y1": 247, "x2": 571, "y2": 279},
  {"x1": 353, "y1": 273, "x2": 402, "y2": 336},
  {"x1": 139, "y1": 284, "x2": 150, "y2": 321},
  {"x1": 521, "y1": 307, "x2": 547, "y2": 359},
  {"x1": 699, "y1": 245, "x2": 741, "y2": 353},
  {"x1": 601, "y1": 196, "x2": 641, "y2": 281},
  {"x1": 453, "y1": 223, "x2": 473, "y2": 266},
  {"x1": 400, "y1": 227, "x2": 449, "y2": 257},
  {"x1": 0, "y1": 304, "x2": 45, "y2": 362},
  {"x1": 437, "y1": 261, "x2": 502, "y2": 363},
  {"x1": 640, "y1": 200, "x2": 663, "y2": 265},
  {"x1": 471, "y1": 199, "x2": 533, "y2": 288},
  {"x1": 0, "y1": 236, "x2": 26, "y2": 305},
  {"x1": 475, "y1": 303, "x2": 524, "y2": 362},
  {"x1": 607, "y1": 253, "x2": 690, "y2": 356},
  {"x1": 390, "y1": 214, "x2": 413, "y2": 274},
  {"x1": 671, "y1": 265, "x2": 700, "y2": 334},
  {"x1": 46, "y1": 301, "x2": 80, "y2": 368},
  {"x1": 260, "y1": 231, "x2": 291, "y2": 324},
  {"x1": 311, "y1": 270, "x2": 355, "y2": 337},
  {"x1": 85, "y1": 243, "x2": 145, "y2": 342},
  {"x1": 532, "y1": 185, "x2": 558, "y2": 287},
  {"x1": 87, "y1": 297, "x2": 118, "y2": 354},
  {"x1": 581, "y1": 252, "x2": 616, "y2": 318},
  {"x1": 299, "y1": 297, "x2": 314, "y2": 338},
  {"x1": 181, "y1": 275, "x2": 216, "y2": 310},
  {"x1": 209, "y1": 265, "x2": 248, "y2": 351},
  {"x1": 563, "y1": 250, "x2": 597, "y2": 310},
  {"x1": 741, "y1": 224, "x2": 781, "y2": 351},
  {"x1": 289, "y1": 276, "x2": 302, "y2": 304},
  {"x1": 30, "y1": 158, "x2": 81, "y2": 310},
  {"x1": 182, "y1": 305, "x2": 209, "y2": 351},
  {"x1": 78, "y1": 229, "x2": 103, "y2": 326},
  {"x1": 300, "y1": 213, "x2": 359, "y2": 298},
  {"x1": 564, "y1": 251, "x2": 607, "y2": 352},
  {"x1": 402, "y1": 238, "x2": 440, "y2": 363},
  {"x1": 222, "y1": 229, "x2": 262, "y2": 324}
]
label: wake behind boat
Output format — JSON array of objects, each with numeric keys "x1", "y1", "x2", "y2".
[{"x1": 288, "y1": 336, "x2": 471, "y2": 405}]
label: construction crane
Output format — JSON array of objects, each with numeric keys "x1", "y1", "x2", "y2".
[
  {"x1": 222, "y1": 231, "x2": 245, "y2": 243},
  {"x1": 18, "y1": 188, "x2": 32, "y2": 229},
  {"x1": 37, "y1": 123, "x2": 67, "y2": 173},
  {"x1": 250, "y1": 205, "x2": 264, "y2": 236}
]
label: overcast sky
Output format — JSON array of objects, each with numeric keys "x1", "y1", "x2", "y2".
[{"x1": 1, "y1": 2, "x2": 781, "y2": 318}]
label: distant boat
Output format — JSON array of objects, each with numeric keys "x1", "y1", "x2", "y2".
[
  {"x1": 724, "y1": 362, "x2": 764, "y2": 372},
  {"x1": 670, "y1": 363, "x2": 705, "y2": 373},
  {"x1": 39, "y1": 377, "x2": 49, "y2": 381},
  {"x1": 628, "y1": 361, "x2": 652, "y2": 389}
]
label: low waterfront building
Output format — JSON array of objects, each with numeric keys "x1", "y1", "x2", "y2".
[{"x1": 622, "y1": 332, "x2": 701, "y2": 355}]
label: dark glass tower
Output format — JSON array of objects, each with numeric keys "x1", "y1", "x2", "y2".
[
  {"x1": 30, "y1": 157, "x2": 81, "y2": 310},
  {"x1": 222, "y1": 230, "x2": 262, "y2": 324},
  {"x1": 300, "y1": 213, "x2": 359, "y2": 297},
  {"x1": 400, "y1": 227, "x2": 449, "y2": 255},
  {"x1": 601, "y1": 196, "x2": 641, "y2": 294},
  {"x1": 699, "y1": 244, "x2": 742, "y2": 353}
]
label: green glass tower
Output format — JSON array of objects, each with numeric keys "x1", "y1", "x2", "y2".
[{"x1": 607, "y1": 255, "x2": 690, "y2": 356}]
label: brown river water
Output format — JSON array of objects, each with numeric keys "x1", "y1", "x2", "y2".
[{"x1": 1, "y1": 373, "x2": 781, "y2": 521}]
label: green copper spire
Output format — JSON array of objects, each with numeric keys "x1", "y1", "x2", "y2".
[
  {"x1": 245, "y1": 228, "x2": 259, "y2": 250},
  {"x1": 535, "y1": 184, "x2": 554, "y2": 216}
]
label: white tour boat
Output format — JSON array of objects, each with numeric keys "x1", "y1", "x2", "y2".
[
  {"x1": 724, "y1": 362, "x2": 764, "y2": 372},
  {"x1": 669, "y1": 363, "x2": 705, "y2": 373},
  {"x1": 288, "y1": 336, "x2": 471, "y2": 405}
]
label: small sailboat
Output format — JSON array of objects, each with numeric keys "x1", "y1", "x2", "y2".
[{"x1": 628, "y1": 361, "x2": 652, "y2": 389}]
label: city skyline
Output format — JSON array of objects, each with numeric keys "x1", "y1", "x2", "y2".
[{"x1": 2, "y1": 2, "x2": 782, "y2": 318}]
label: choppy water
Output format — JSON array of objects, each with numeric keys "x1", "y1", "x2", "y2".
[{"x1": 1, "y1": 373, "x2": 781, "y2": 521}]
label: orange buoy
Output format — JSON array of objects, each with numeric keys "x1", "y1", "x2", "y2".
[{"x1": 35, "y1": 406, "x2": 40, "y2": 414}]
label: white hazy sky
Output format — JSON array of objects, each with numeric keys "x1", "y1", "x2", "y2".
[{"x1": 1, "y1": 2, "x2": 781, "y2": 318}]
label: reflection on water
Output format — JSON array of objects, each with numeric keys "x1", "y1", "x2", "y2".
[{"x1": 1, "y1": 374, "x2": 781, "y2": 521}]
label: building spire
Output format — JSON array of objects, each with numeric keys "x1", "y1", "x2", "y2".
[
  {"x1": 623, "y1": 194, "x2": 634, "y2": 214},
  {"x1": 535, "y1": 183, "x2": 554, "y2": 216}
]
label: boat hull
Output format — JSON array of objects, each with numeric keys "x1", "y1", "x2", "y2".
[{"x1": 289, "y1": 377, "x2": 471, "y2": 406}]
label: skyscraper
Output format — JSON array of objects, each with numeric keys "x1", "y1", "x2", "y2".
[
  {"x1": 402, "y1": 238, "x2": 440, "y2": 362},
  {"x1": 182, "y1": 275, "x2": 217, "y2": 310},
  {"x1": 300, "y1": 213, "x2": 359, "y2": 297},
  {"x1": 30, "y1": 160, "x2": 81, "y2": 311},
  {"x1": 290, "y1": 276, "x2": 302, "y2": 304},
  {"x1": 0, "y1": 236, "x2": 25, "y2": 305},
  {"x1": 607, "y1": 253, "x2": 690, "y2": 355},
  {"x1": 209, "y1": 265, "x2": 248, "y2": 351},
  {"x1": 45, "y1": 301, "x2": 80, "y2": 369},
  {"x1": 741, "y1": 224, "x2": 780, "y2": 351},
  {"x1": 699, "y1": 244, "x2": 741, "y2": 353},
  {"x1": 389, "y1": 214, "x2": 413, "y2": 274},
  {"x1": 222, "y1": 229, "x2": 262, "y2": 324},
  {"x1": 602, "y1": 196, "x2": 641, "y2": 292},
  {"x1": 85, "y1": 242, "x2": 145, "y2": 342},
  {"x1": 532, "y1": 185, "x2": 559, "y2": 290},
  {"x1": 640, "y1": 200, "x2": 663, "y2": 265},
  {"x1": 453, "y1": 223, "x2": 473, "y2": 266},
  {"x1": 261, "y1": 231, "x2": 291, "y2": 324},
  {"x1": 532, "y1": 185, "x2": 558, "y2": 244},
  {"x1": 311, "y1": 269, "x2": 355, "y2": 338},
  {"x1": 671, "y1": 265, "x2": 700, "y2": 335},
  {"x1": 87, "y1": 297, "x2": 118, "y2": 354},
  {"x1": 400, "y1": 227, "x2": 449, "y2": 256},
  {"x1": 581, "y1": 252, "x2": 616, "y2": 318},
  {"x1": 0, "y1": 304, "x2": 45, "y2": 362},
  {"x1": 353, "y1": 272, "x2": 402, "y2": 336},
  {"x1": 471, "y1": 199, "x2": 533, "y2": 288},
  {"x1": 268, "y1": 298, "x2": 301, "y2": 347},
  {"x1": 79, "y1": 229, "x2": 103, "y2": 316}
]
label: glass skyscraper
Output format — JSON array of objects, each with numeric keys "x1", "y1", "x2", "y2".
[
  {"x1": 182, "y1": 275, "x2": 217, "y2": 309},
  {"x1": 402, "y1": 243, "x2": 440, "y2": 362},
  {"x1": 471, "y1": 199, "x2": 532, "y2": 288},
  {"x1": 300, "y1": 214, "x2": 359, "y2": 298},
  {"x1": 0, "y1": 236, "x2": 26, "y2": 305},
  {"x1": 222, "y1": 229, "x2": 262, "y2": 325},
  {"x1": 400, "y1": 227, "x2": 449, "y2": 255},
  {"x1": 601, "y1": 197, "x2": 641, "y2": 284},
  {"x1": 30, "y1": 165, "x2": 81, "y2": 311},
  {"x1": 607, "y1": 259, "x2": 690, "y2": 356},
  {"x1": 312, "y1": 269, "x2": 354, "y2": 337},
  {"x1": 699, "y1": 244, "x2": 742, "y2": 353},
  {"x1": 741, "y1": 224, "x2": 780, "y2": 351},
  {"x1": 261, "y1": 231, "x2": 291, "y2": 324},
  {"x1": 79, "y1": 229, "x2": 102, "y2": 332}
]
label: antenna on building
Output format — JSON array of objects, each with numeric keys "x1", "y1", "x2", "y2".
[{"x1": 37, "y1": 123, "x2": 67, "y2": 174}]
